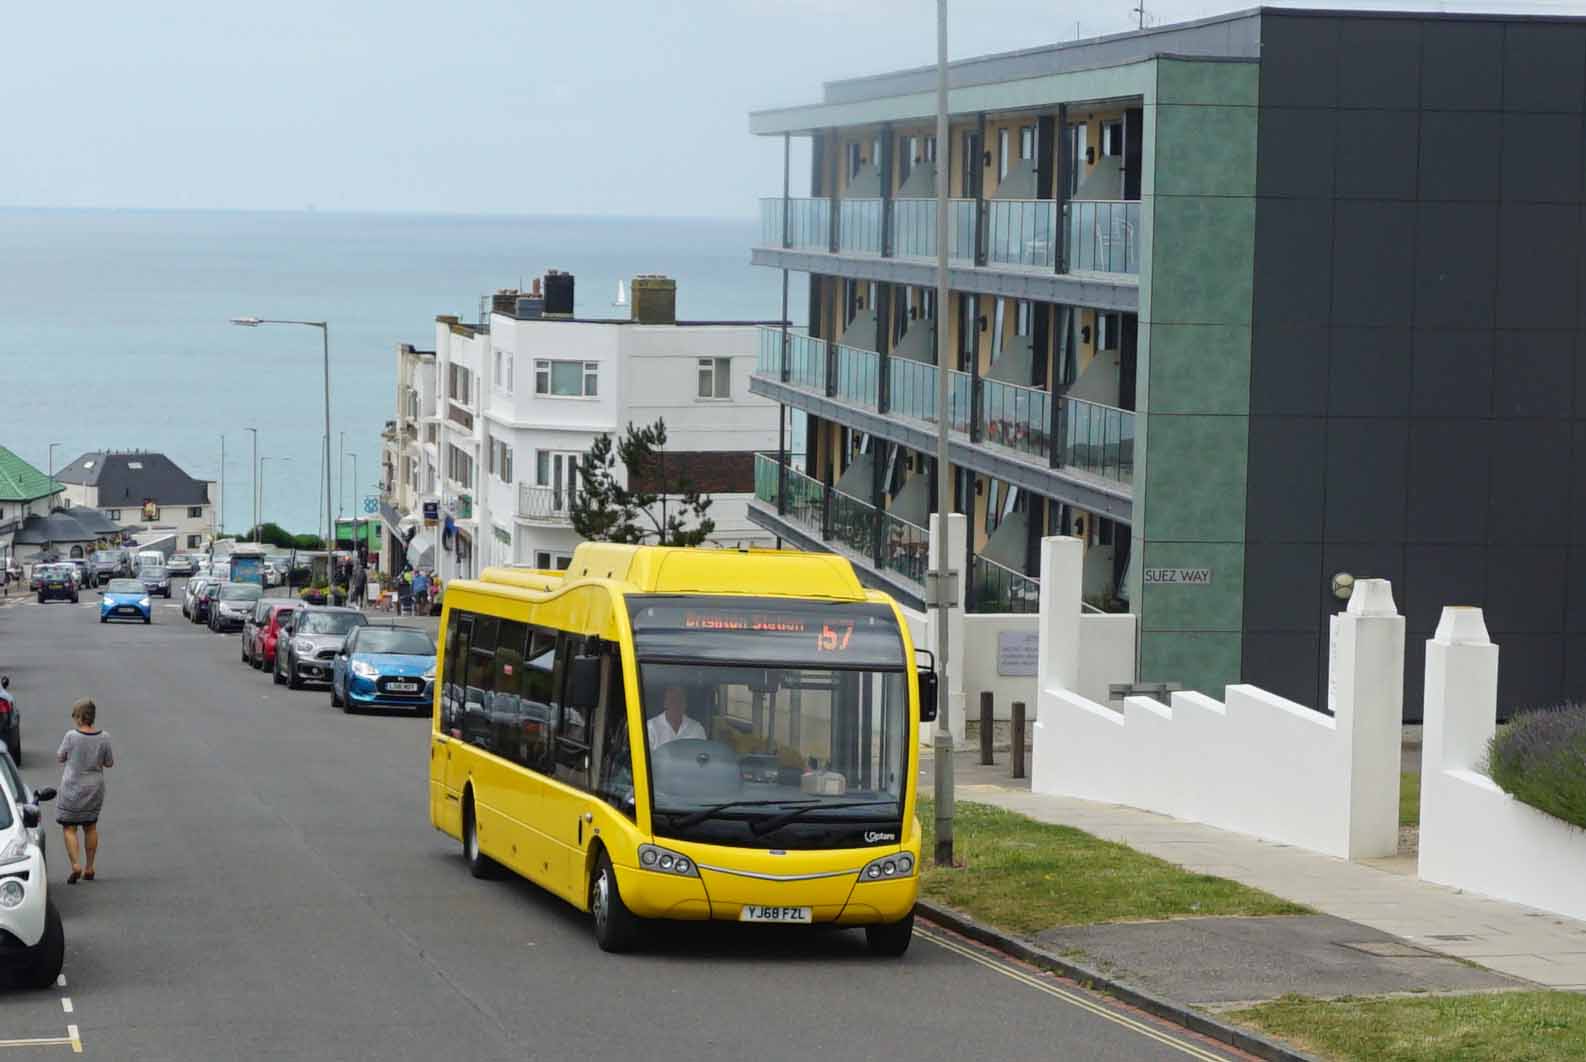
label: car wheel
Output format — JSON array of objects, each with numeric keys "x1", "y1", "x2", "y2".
[
  {"x1": 287, "y1": 659, "x2": 302, "y2": 690},
  {"x1": 590, "y1": 849, "x2": 640, "y2": 953},
  {"x1": 36, "y1": 595, "x2": 43, "y2": 604},
  {"x1": 273, "y1": 660, "x2": 285, "y2": 686},
  {"x1": 331, "y1": 680, "x2": 344, "y2": 709},
  {"x1": 143, "y1": 615, "x2": 151, "y2": 625},
  {"x1": 99, "y1": 616, "x2": 106, "y2": 624},
  {"x1": 18, "y1": 900, "x2": 65, "y2": 990},
  {"x1": 864, "y1": 910, "x2": 915, "y2": 957},
  {"x1": 71, "y1": 595, "x2": 79, "y2": 604},
  {"x1": 463, "y1": 794, "x2": 499, "y2": 880}
]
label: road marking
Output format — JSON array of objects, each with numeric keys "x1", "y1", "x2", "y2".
[
  {"x1": 919, "y1": 927, "x2": 1234, "y2": 1061},
  {"x1": 60, "y1": 997, "x2": 73, "y2": 1014},
  {"x1": 0, "y1": 1025, "x2": 81, "y2": 1053}
]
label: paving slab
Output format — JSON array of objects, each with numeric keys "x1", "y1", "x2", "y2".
[{"x1": 1036, "y1": 915, "x2": 1526, "y2": 1007}]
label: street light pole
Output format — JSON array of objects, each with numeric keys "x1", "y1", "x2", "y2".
[
  {"x1": 230, "y1": 317, "x2": 333, "y2": 553},
  {"x1": 931, "y1": 0, "x2": 956, "y2": 867},
  {"x1": 245, "y1": 427, "x2": 258, "y2": 543},
  {"x1": 47, "y1": 442, "x2": 62, "y2": 507}
]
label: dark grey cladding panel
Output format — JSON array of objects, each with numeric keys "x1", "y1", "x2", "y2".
[
  {"x1": 1328, "y1": 327, "x2": 1411, "y2": 417},
  {"x1": 816, "y1": 12, "x2": 1263, "y2": 105},
  {"x1": 1414, "y1": 203, "x2": 1498, "y2": 329},
  {"x1": 1502, "y1": 114, "x2": 1584, "y2": 203},
  {"x1": 1576, "y1": 423, "x2": 1586, "y2": 544},
  {"x1": 1570, "y1": 549, "x2": 1586, "y2": 632},
  {"x1": 1253, "y1": 199, "x2": 1333, "y2": 326},
  {"x1": 1488, "y1": 419, "x2": 1573, "y2": 543},
  {"x1": 1245, "y1": 416, "x2": 1325, "y2": 542},
  {"x1": 1421, "y1": 19, "x2": 1504, "y2": 111},
  {"x1": 1338, "y1": 18, "x2": 1421, "y2": 109},
  {"x1": 1503, "y1": 22, "x2": 1586, "y2": 112},
  {"x1": 1485, "y1": 547, "x2": 1568, "y2": 633},
  {"x1": 1497, "y1": 203, "x2": 1580, "y2": 329},
  {"x1": 1243, "y1": 542, "x2": 1323, "y2": 630},
  {"x1": 1324, "y1": 419, "x2": 1409, "y2": 543},
  {"x1": 1411, "y1": 330, "x2": 1494, "y2": 418},
  {"x1": 1493, "y1": 331, "x2": 1575, "y2": 418},
  {"x1": 1331, "y1": 202, "x2": 1415, "y2": 327},
  {"x1": 1407, "y1": 419, "x2": 1491, "y2": 544},
  {"x1": 1256, "y1": 108, "x2": 1336, "y2": 199},
  {"x1": 1419, "y1": 112, "x2": 1502, "y2": 202},
  {"x1": 1258, "y1": 13, "x2": 1341, "y2": 108},
  {"x1": 1496, "y1": 635, "x2": 1567, "y2": 711},
  {"x1": 1334, "y1": 111, "x2": 1419, "y2": 201},
  {"x1": 1570, "y1": 636, "x2": 1586, "y2": 697},
  {"x1": 1404, "y1": 544, "x2": 1487, "y2": 633},
  {"x1": 1251, "y1": 325, "x2": 1329, "y2": 416},
  {"x1": 1241, "y1": 632, "x2": 1320, "y2": 707}
]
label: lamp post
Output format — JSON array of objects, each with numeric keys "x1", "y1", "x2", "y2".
[
  {"x1": 341, "y1": 451, "x2": 360, "y2": 558},
  {"x1": 930, "y1": 0, "x2": 956, "y2": 867},
  {"x1": 231, "y1": 317, "x2": 333, "y2": 554},
  {"x1": 47, "y1": 442, "x2": 62, "y2": 510},
  {"x1": 244, "y1": 427, "x2": 258, "y2": 543}
]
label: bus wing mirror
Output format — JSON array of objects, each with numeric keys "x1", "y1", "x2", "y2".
[
  {"x1": 917, "y1": 668, "x2": 939, "y2": 724},
  {"x1": 567, "y1": 656, "x2": 602, "y2": 711}
]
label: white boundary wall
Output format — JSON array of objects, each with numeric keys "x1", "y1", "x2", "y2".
[
  {"x1": 1032, "y1": 537, "x2": 1403, "y2": 861},
  {"x1": 1418, "y1": 607, "x2": 1586, "y2": 922}
]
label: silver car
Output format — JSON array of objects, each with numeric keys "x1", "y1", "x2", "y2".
[{"x1": 274, "y1": 607, "x2": 368, "y2": 690}]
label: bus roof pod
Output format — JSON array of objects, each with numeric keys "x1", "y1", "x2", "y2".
[{"x1": 480, "y1": 543, "x2": 868, "y2": 601}]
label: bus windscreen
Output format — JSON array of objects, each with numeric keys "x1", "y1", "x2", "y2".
[{"x1": 626, "y1": 596, "x2": 905, "y2": 668}]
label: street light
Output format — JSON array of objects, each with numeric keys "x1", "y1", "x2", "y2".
[
  {"x1": 47, "y1": 442, "x2": 62, "y2": 508},
  {"x1": 244, "y1": 427, "x2": 258, "y2": 543},
  {"x1": 231, "y1": 317, "x2": 333, "y2": 553},
  {"x1": 341, "y1": 452, "x2": 360, "y2": 559}
]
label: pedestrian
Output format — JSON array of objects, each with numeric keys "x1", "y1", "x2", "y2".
[
  {"x1": 412, "y1": 568, "x2": 430, "y2": 615},
  {"x1": 56, "y1": 698, "x2": 114, "y2": 884}
]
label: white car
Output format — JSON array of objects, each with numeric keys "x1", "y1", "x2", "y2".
[{"x1": 0, "y1": 763, "x2": 63, "y2": 989}]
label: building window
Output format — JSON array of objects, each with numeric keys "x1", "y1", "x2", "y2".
[
  {"x1": 697, "y1": 357, "x2": 731, "y2": 399},
  {"x1": 534, "y1": 551, "x2": 573, "y2": 571},
  {"x1": 534, "y1": 359, "x2": 598, "y2": 398},
  {"x1": 1103, "y1": 120, "x2": 1124, "y2": 157},
  {"x1": 493, "y1": 349, "x2": 514, "y2": 391},
  {"x1": 187, "y1": 534, "x2": 203, "y2": 548},
  {"x1": 187, "y1": 506, "x2": 203, "y2": 519},
  {"x1": 490, "y1": 437, "x2": 513, "y2": 483},
  {"x1": 536, "y1": 451, "x2": 580, "y2": 510},
  {"x1": 448, "y1": 364, "x2": 472, "y2": 405},
  {"x1": 1097, "y1": 312, "x2": 1121, "y2": 352},
  {"x1": 1019, "y1": 125, "x2": 1035, "y2": 160},
  {"x1": 106, "y1": 510, "x2": 121, "y2": 522},
  {"x1": 998, "y1": 128, "x2": 1009, "y2": 180},
  {"x1": 447, "y1": 445, "x2": 474, "y2": 489}
]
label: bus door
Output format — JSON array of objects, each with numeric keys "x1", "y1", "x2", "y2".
[
  {"x1": 541, "y1": 633, "x2": 592, "y2": 902},
  {"x1": 434, "y1": 613, "x2": 473, "y2": 836}
]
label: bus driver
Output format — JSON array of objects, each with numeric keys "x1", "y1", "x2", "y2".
[{"x1": 646, "y1": 685, "x2": 707, "y2": 748}]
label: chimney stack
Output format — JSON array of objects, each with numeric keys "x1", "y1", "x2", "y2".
[
  {"x1": 631, "y1": 275, "x2": 677, "y2": 324},
  {"x1": 543, "y1": 270, "x2": 575, "y2": 317}
]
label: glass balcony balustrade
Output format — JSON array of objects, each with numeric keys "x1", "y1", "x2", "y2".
[
  {"x1": 889, "y1": 198, "x2": 976, "y2": 262},
  {"x1": 1068, "y1": 200, "x2": 1141, "y2": 275}
]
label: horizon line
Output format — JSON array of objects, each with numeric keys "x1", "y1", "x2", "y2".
[{"x1": 0, "y1": 203, "x2": 759, "y2": 224}]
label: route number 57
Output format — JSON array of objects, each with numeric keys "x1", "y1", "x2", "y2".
[{"x1": 818, "y1": 622, "x2": 854, "y2": 653}]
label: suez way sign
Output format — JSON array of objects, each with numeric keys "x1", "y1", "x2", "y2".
[{"x1": 1143, "y1": 568, "x2": 1214, "y2": 585}]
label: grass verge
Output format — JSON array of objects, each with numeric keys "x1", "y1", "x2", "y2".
[
  {"x1": 1400, "y1": 771, "x2": 1420, "y2": 828},
  {"x1": 917, "y1": 800, "x2": 1309, "y2": 936},
  {"x1": 1229, "y1": 991, "x2": 1586, "y2": 1062}
]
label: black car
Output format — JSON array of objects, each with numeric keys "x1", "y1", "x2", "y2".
[
  {"x1": 1, "y1": 676, "x2": 17, "y2": 765},
  {"x1": 139, "y1": 565, "x2": 173, "y2": 599},
  {"x1": 36, "y1": 566, "x2": 78, "y2": 604},
  {"x1": 87, "y1": 549, "x2": 132, "y2": 587},
  {"x1": 191, "y1": 581, "x2": 221, "y2": 624}
]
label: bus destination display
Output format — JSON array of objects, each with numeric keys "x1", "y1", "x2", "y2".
[{"x1": 630, "y1": 597, "x2": 903, "y2": 667}]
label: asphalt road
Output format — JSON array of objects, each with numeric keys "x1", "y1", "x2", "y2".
[{"x1": 0, "y1": 585, "x2": 1247, "y2": 1061}]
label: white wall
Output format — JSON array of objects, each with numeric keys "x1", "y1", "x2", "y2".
[
  {"x1": 1076, "y1": 613, "x2": 1136, "y2": 706},
  {"x1": 961, "y1": 614, "x2": 1038, "y2": 721},
  {"x1": 1418, "y1": 607, "x2": 1586, "y2": 922},
  {"x1": 1032, "y1": 536, "x2": 1403, "y2": 861}
]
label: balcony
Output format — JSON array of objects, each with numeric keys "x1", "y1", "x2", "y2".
[
  {"x1": 969, "y1": 554, "x2": 1040, "y2": 614},
  {"x1": 1069, "y1": 200, "x2": 1141, "y2": 275},
  {"x1": 890, "y1": 198, "x2": 975, "y2": 263},
  {"x1": 517, "y1": 484, "x2": 574, "y2": 526},
  {"x1": 447, "y1": 403, "x2": 475, "y2": 432},
  {"x1": 754, "y1": 326, "x2": 1135, "y2": 491}
]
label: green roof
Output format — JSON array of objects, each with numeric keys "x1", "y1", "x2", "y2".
[{"x1": 0, "y1": 446, "x2": 64, "y2": 503}]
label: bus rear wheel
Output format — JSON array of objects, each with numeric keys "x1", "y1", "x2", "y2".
[
  {"x1": 865, "y1": 910, "x2": 915, "y2": 957},
  {"x1": 590, "y1": 851, "x2": 639, "y2": 954},
  {"x1": 462, "y1": 795, "x2": 497, "y2": 880}
]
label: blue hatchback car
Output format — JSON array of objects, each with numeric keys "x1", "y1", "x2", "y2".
[
  {"x1": 330, "y1": 625, "x2": 436, "y2": 713},
  {"x1": 99, "y1": 578, "x2": 152, "y2": 624}
]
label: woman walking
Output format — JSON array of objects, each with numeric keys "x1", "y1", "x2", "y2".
[{"x1": 57, "y1": 698, "x2": 113, "y2": 884}]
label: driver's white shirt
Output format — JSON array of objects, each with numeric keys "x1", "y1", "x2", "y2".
[{"x1": 647, "y1": 713, "x2": 707, "y2": 748}]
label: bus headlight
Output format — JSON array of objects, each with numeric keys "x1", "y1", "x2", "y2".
[
  {"x1": 857, "y1": 851, "x2": 914, "y2": 882},
  {"x1": 0, "y1": 878, "x2": 24, "y2": 909},
  {"x1": 637, "y1": 843, "x2": 698, "y2": 878}
]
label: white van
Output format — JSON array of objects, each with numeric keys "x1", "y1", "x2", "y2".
[{"x1": 136, "y1": 550, "x2": 165, "y2": 571}]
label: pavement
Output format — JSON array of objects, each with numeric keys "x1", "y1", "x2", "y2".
[
  {"x1": 930, "y1": 750, "x2": 1586, "y2": 996},
  {"x1": 0, "y1": 582, "x2": 1256, "y2": 1061}
]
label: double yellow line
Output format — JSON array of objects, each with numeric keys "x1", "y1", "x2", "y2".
[{"x1": 920, "y1": 928, "x2": 1234, "y2": 1061}]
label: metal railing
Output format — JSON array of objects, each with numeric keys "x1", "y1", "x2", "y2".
[
  {"x1": 986, "y1": 199, "x2": 1058, "y2": 270},
  {"x1": 517, "y1": 484, "x2": 575, "y2": 524},
  {"x1": 889, "y1": 198, "x2": 976, "y2": 262},
  {"x1": 833, "y1": 344, "x2": 879, "y2": 409},
  {"x1": 838, "y1": 198, "x2": 883, "y2": 255},
  {"x1": 879, "y1": 508, "x2": 929, "y2": 585},
  {"x1": 759, "y1": 196, "x2": 831, "y2": 250},
  {"x1": 1062, "y1": 397, "x2": 1136, "y2": 483},
  {"x1": 1068, "y1": 200, "x2": 1141, "y2": 275},
  {"x1": 970, "y1": 554, "x2": 1041, "y2": 614},
  {"x1": 756, "y1": 327, "x2": 827, "y2": 392}
]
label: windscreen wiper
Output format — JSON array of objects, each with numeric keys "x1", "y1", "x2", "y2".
[
  {"x1": 665, "y1": 799, "x2": 821, "y2": 831},
  {"x1": 750, "y1": 800, "x2": 897, "y2": 836}
]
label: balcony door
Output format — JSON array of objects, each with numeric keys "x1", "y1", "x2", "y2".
[{"x1": 535, "y1": 451, "x2": 581, "y2": 514}]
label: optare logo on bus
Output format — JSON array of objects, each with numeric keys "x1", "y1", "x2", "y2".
[{"x1": 864, "y1": 831, "x2": 896, "y2": 844}]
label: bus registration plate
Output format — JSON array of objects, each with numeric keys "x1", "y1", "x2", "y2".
[{"x1": 739, "y1": 905, "x2": 812, "y2": 924}]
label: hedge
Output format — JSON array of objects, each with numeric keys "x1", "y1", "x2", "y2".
[{"x1": 1487, "y1": 704, "x2": 1586, "y2": 830}]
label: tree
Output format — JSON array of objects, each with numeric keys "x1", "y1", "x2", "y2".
[
  {"x1": 570, "y1": 419, "x2": 715, "y2": 547},
  {"x1": 249, "y1": 522, "x2": 325, "y2": 551}
]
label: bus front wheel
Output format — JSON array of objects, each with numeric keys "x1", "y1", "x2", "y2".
[
  {"x1": 865, "y1": 910, "x2": 915, "y2": 957},
  {"x1": 590, "y1": 851, "x2": 639, "y2": 954},
  {"x1": 462, "y1": 795, "x2": 498, "y2": 880}
]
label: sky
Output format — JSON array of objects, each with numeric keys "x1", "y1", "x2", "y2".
[{"x1": 5, "y1": 0, "x2": 1584, "y2": 219}]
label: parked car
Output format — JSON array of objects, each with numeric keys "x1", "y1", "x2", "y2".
[
  {"x1": 274, "y1": 606, "x2": 367, "y2": 689},
  {"x1": 331, "y1": 625, "x2": 436, "y2": 712},
  {"x1": 65, "y1": 560, "x2": 88, "y2": 588},
  {"x1": 166, "y1": 554, "x2": 197, "y2": 577},
  {"x1": 0, "y1": 771, "x2": 64, "y2": 989},
  {"x1": 242, "y1": 600, "x2": 295, "y2": 669},
  {"x1": 37, "y1": 566, "x2": 78, "y2": 604},
  {"x1": 99, "y1": 578, "x2": 152, "y2": 624},
  {"x1": 0, "y1": 746, "x2": 47, "y2": 854},
  {"x1": 139, "y1": 565, "x2": 172, "y2": 599},
  {"x1": 87, "y1": 548, "x2": 133, "y2": 586},
  {"x1": 208, "y1": 582, "x2": 263, "y2": 633},
  {"x1": 0, "y1": 677, "x2": 17, "y2": 764},
  {"x1": 190, "y1": 581, "x2": 221, "y2": 625},
  {"x1": 181, "y1": 576, "x2": 212, "y2": 619}
]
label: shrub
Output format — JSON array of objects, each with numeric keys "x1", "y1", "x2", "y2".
[{"x1": 1487, "y1": 704, "x2": 1586, "y2": 830}]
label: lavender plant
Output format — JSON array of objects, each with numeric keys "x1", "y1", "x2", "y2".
[{"x1": 1486, "y1": 704, "x2": 1586, "y2": 830}]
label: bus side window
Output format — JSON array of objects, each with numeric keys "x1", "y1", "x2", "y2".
[
  {"x1": 591, "y1": 645, "x2": 634, "y2": 818},
  {"x1": 464, "y1": 616, "x2": 498, "y2": 751},
  {"x1": 552, "y1": 633, "x2": 591, "y2": 791},
  {"x1": 442, "y1": 612, "x2": 473, "y2": 734},
  {"x1": 492, "y1": 620, "x2": 527, "y2": 758},
  {"x1": 520, "y1": 628, "x2": 558, "y2": 773}
]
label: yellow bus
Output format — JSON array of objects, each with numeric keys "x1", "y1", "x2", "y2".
[{"x1": 428, "y1": 542, "x2": 937, "y2": 954}]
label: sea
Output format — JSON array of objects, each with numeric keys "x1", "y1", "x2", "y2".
[{"x1": 0, "y1": 207, "x2": 799, "y2": 536}]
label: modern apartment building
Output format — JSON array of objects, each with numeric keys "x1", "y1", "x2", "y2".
[
  {"x1": 748, "y1": 7, "x2": 1586, "y2": 716},
  {"x1": 53, "y1": 450, "x2": 216, "y2": 550},
  {"x1": 381, "y1": 273, "x2": 782, "y2": 579}
]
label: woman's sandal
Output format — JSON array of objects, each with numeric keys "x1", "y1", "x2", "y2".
[
  {"x1": 83, "y1": 870, "x2": 95, "y2": 882},
  {"x1": 67, "y1": 868, "x2": 81, "y2": 885}
]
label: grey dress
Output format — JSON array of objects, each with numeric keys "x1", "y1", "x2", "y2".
[{"x1": 56, "y1": 729, "x2": 113, "y2": 825}]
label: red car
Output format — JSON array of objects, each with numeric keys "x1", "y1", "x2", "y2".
[{"x1": 243, "y1": 601, "x2": 299, "y2": 671}]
